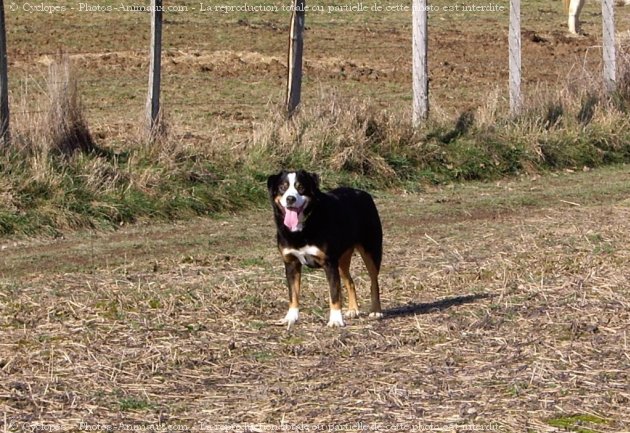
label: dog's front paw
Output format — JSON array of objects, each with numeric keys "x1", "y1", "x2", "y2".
[
  {"x1": 327, "y1": 309, "x2": 345, "y2": 327},
  {"x1": 277, "y1": 307, "x2": 299, "y2": 330}
]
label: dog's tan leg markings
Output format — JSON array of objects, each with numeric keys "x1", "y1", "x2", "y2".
[
  {"x1": 324, "y1": 260, "x2": 345, "y2": 327},
  {"x1": 357, "y1": 246, "x2": 383, "y2": 319},
  {"x1": 339, "y1": 248, "x2": 360, "y2": 319},
  {"x1": 277, "y1": 256, "x2": 301, "y2": 329}
]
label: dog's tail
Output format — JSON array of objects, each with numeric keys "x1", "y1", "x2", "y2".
[{"x1": 363, "y1": 195, "x2": 383, "y2": 272}]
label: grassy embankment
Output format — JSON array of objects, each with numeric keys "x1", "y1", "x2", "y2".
[{"x1": 1, "y1": 56, "x2": 630, "y2": 236}]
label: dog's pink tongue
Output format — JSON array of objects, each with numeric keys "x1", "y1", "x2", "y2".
[{"x1": 284, "y1": 209, "x2": 299, "y2": 231}]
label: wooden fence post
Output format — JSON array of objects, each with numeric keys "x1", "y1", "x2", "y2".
[
  {"x1": 0, "y1": 0, "x2": 10, "y2": 144},
  {"x1": 509, "y1": 0, "x2": 522, "y2": 115},
  {"x1": 412, "y1": 0, "x2": 429, "y2": 125},
  {"x1": 146, "y1": 0, "x2": 163, "y2": 137},
  {"x1": 602, "y1": 0, "x2": 616, "y2": 93},
  {"x1": 286, "y1": 0, "x2": 305, "y2": 117}
]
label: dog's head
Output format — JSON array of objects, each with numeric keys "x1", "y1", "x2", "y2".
[{"x1": 267, "y1": 170, "x2": 320, "y2": 232}]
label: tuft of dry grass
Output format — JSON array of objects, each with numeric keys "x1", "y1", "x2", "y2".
[
  {"x1": 247, "y1": 95, "x2": 417, "y2": 179},
  {"x1": 46, "y1": 56, "x2": 97, "y2": 156}
]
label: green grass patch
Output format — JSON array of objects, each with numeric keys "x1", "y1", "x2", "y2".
[
  {"x1": 118, "y1": 396, "x2": 154, "y2": 412},
  {"x1": 248, "y1": 321, "x2": 268, "y2": 330},
  {"x1": 241, "y1": 257, "x2": 267, "y2": 267},
  {"x1": 251, "y1": 351, "x2": 275, "y2": 362},
  {"x1": 546, "y1": 414, "x2": 608, "y2": 433}
]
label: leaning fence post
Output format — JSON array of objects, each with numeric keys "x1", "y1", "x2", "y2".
[
  {"x1": 602, "y1": 0, "x2": 616, "y2": 94},
  {"x1": 0, "y1": 0, "x2": 10, "y2": 144},
  {"x1": 509, "y1": 0, "x2": 522, "y2": 115},
  {"x1": 286, "y1": 0, "x2": 305, "y2": 117},
  {"x1": 412, "y1": 0, "x2": 429, "y2": 125},
  {"x1": 146, "y1": 0, "x2": 163, "y2": 138}
]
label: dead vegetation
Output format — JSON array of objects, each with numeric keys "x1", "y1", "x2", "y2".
[
  {"x1": 1, "y1": 168, "x2": 628, "y2": 432},
  {"x1": 46, "y1": 57, "x2": 98, "y2": 156},
  {"x1": 11, "y1": 56, "x2": 97, "y2": 157}
]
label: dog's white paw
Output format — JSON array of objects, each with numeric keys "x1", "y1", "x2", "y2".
[
  {"x1": 344, "y1": 309, "x2": 360, "y2": 319},
  {"x1": 277, "y1": 307, "x2": 299, "y2": 330},
  {"x1": 327, "y1": 309, "x2": 345, "y2": 327},
  {"x1": 369, "y1": 311, "x2": 384, "y2": 320}
]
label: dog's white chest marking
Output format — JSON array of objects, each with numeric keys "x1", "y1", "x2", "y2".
[{"x1": 282, "y1": 245, "x2": 324, "y2": 266}]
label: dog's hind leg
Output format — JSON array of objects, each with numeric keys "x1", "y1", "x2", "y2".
[
  {"x1": 339, "y1": 248, "x2": 360, "y2": 319},
  {"x1": 357, "y1": 246, "x2": 383, "y2": 319}
]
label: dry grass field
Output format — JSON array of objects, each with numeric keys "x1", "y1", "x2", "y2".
[{"x1": 1, "y1": 166, "x2": 629, "y2": 432}]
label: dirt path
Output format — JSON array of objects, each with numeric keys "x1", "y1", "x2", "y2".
[{"x1": 1, "y1": 167, "x2": 629, "y2": 432}]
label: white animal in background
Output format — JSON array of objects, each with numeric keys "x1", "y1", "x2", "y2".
[{"x1": 564, "y1": 0, "x2": 630, "y2": 34}]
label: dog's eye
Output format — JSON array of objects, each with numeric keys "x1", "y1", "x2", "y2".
[
  {"x1": 295, "y1": 183, "x2": 304, "y2": 194},
  {"x1": 279, "y1": 183, "x2": 288, "y2": 193}
]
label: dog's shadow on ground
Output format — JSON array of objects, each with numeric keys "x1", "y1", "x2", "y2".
[{"x1": 383, "y1": 293, "x2": 494, "y2": 319}]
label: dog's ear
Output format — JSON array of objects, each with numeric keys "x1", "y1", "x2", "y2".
[
  {"x1": 296, "y1": 169, "x2": 319, "y2": 190},
  {"x1": 267, "y1": 172, "x2": 281, "y2": 193},
  {"x1": 310, "y1": 172, "x2": 321, "y2": 190}
]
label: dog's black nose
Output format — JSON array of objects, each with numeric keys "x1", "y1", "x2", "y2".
[{"x1": 286, "y1": 195, "x2": 297, "y2": 206}]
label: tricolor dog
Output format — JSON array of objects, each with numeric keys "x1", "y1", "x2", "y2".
[{"x1": 267, "y1": 170, "x2": 384, "y2": 328}]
